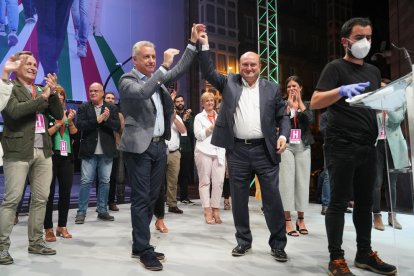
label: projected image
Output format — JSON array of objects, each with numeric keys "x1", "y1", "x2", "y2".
[{"x1": 0, "y1": 0, "x2": 186, "y2": 101}]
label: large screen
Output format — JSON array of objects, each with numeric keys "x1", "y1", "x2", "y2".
[{"x1": 0, "y1": 0, "x2": 187, "y2": 101}]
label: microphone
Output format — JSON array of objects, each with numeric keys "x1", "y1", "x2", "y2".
[
  {"x1": 103, "y1": 56, "x2": 133, "y2": 91},
  {"x1": 391, "y1": 43, "x2": 413, "y2": 68}
]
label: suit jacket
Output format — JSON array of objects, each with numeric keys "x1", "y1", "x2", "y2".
[
  {"x1": 1, "y1": 79, "x2": 63, "y2": 161},
  {"x1": 76, "y1": 101, "x2": 120, "y2": 159},
  {"x1": 118, "y1": 45, "x2": 197, "y2": 154},
  {"x1": 199, "y1": 50, "x2": 290, "y2": 165}
]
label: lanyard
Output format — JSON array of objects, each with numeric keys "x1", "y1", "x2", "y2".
[{"x1": 293, "y1": 114, "x2": 297, "y2": 128}]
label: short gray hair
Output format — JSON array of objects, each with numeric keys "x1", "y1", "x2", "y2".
[{"x1": 132, "y1": 41, "x2": 155, "y2": 57}]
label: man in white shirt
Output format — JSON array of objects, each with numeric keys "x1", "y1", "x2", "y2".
[
  {"x1": 166, "y1": 93, "x2": 187, "y2": 213},
  {"x1": 197, "y1": 32, "x2": 290, "y2": 263}
]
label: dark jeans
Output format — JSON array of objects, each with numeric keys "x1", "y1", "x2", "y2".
[
  {"x1": 228, "y1": 142, "x2": 286, "y2": 250},
  {"x1": 35, "y1": 0, "x2": 73, "y2": 75},
  {"x1": 108, "y1": 155, "x2": 120, "y2": 204},
  {"x1": 373, "y1": 139, "x2": 397, "y2": 213},
  {"x1": 124, "y1": 141, "x2": 167, "y2": 255},
  {"x1": 153, "y1": 175, "x2": 166, "y2": 219},
  {"x1": 22, "y1": 0, "x2": 36, "y2": 18},
  {"x1": 178, "y1": 151, "x2": 193, "y2": 200},
  {"x1": 325, "y1": 139, "x2": 376, "y2": 260},
  {"x1": 44, "y1": 154, "x2": 74, "y2": 229},
  {"x1": 222, "y1": 177, "x2": 230, "y2": 199},
  {"x1": 101, "y1": 151, "x2": 126, "y2": 204}
]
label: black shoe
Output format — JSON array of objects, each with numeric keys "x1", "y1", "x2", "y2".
[
  {"x1": 181, "y1": 199, "x2": 196, "y2": 205},
  {"x1": 132, "y1": 251, "x2": 165, "y2": 261},
  {"x1": 231, "y1": 244, "x2": 251, "y2": 257},
  {"x1": 139, "y1": 252, "x2": 163, "y2": 271},
  {"x1": 328, "y1": 259, "x2": 355, "y2": 276},
  {"x1": 271, "y1": 248, "x2": 288, "y2": 262},
  {"x1": 168, "y1": 206, "x2": 183, "y2": 214},
  {"x1": 75, "y1": 213, "x2": 85, "y2": 224},
  {"x1": 97, "y1": 212, "x2": 115, "y2": 221},
  {"x1": 354, "y1": 251, "x2": 397, "y2": 275}
]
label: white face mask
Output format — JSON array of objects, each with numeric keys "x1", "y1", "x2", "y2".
[{"x1": 348, "y1": 37, "x2": 371, "y2": 59}]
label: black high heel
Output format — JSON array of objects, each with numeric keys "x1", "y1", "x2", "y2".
[
  {"x1": 296, "y1": 217, "x2": 308, "y2": 235},
  {"x1": 285, "y1": 219, "x2": 299, "y2": 237}
]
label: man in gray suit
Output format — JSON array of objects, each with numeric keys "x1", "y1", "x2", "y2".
[
  {"x1": 118, "y1": 23, "x2": 204, "y2": 271},
  {"x1": 197, "y1": 32, "x2": 290, "y2": 262}
]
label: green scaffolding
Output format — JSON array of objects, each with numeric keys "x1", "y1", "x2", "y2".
[{"x1": 257, "y1": 0, "x2": 278, "y2": 83}]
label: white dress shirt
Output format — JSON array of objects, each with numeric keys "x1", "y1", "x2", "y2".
[
  {"x1": 233, "y1": 78, "x2": 264, "y2": 139},
  {"x1": 166, "y1": 115, "x2": 183, "y2": 151}
]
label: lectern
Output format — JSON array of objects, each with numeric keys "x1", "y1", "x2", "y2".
[{"x1": 347, "y1": 69, "x2": 414, "y2": 212}]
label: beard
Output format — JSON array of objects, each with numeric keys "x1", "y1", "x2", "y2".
[{"x1": 175, "y1": 104, "x2": 185, "y2": 111}]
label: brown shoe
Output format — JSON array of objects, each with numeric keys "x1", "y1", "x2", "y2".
[
  {"x1": 109, "y1": 203, "x2": 119, "y2": 211},
  {"x1": 212, "y1": 208, "x2": 222, "y2": 224},
  {"x1": 224, "y1": 199, "x2": 231, "y2": 210},
  {"x1": 373, "y1": 213, "x2": 385, "y2": 231},
  {"x1": 388, "y1": 212, "x2": 402, "y2": 230},
  {"x1": 56, "y1": 227, "x2": 72, "y2": 238},
  {"x1": 155, "y1": 219, "x2": 169, "y2": 233},
  {"x1": 204, "y1": 208, "x2": 216, "y2": 224},
  {"x1": 45, "y1": 228, "x2": 56, "y2": 242}
]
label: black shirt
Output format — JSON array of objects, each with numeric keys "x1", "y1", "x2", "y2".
[{"x1": 315, "y1": 58, "x2": 381, "y2": 145}]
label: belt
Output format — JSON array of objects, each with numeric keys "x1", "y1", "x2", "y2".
[
  {"x1": 151, "y1": 137, "x2": 164, "y2": 143},
  {"x1": 169, "y1": 149, "x2": 180, "y2": 153},
  {"x1": 234, "y1": 138, "x2": 265, "y2": 145}
]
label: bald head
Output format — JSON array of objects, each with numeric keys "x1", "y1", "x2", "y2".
[
  {"x1": 239, "y1": 52, "x2": 261, "y2": 86},
  {"x1": 89, "y1": 82, "x2": 104, "y2": 105}
]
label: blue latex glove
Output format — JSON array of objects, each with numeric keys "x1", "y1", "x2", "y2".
[{"x1": 339, "y1": 82, "x2": 370, "y2": 99}]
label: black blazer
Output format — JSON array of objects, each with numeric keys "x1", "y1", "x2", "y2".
[
  {"x1": 288, "y1": 102, "x2": 315, "y2": 146},
  {"x1": 199, "y1": 50, "x2": 290, "y2": 165},
  {"x1": 76, "y1": 101, "x2": 120, "y2": 159}
]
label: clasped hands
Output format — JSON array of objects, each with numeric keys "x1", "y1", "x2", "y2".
[{"x1": 162, "y1": 23, "x2": 206, "y2": 69}]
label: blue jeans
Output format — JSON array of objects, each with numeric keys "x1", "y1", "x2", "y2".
[
  {"x1": 0, "y1": 0, "x2": 18, "y2": 31},
  {"x1": 321, "y1": 169, "x2": 330, "y2": 207},
  {"x1": 71, "y1": 0, "x2": 88, "y2": 46},
  {"x1": 321, "y1": 144, "x2": 330, "y2": 207},
  {"x1": 35, "y1": 0, "x2": 73, "y2": 75},
  {"x1": 78, "y1": 155, "x2": 113, "y2": 215}
]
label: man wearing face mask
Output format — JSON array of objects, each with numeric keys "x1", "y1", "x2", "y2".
[{"x1": 310, "y1": 18, "x2": 397, "y2": 276}]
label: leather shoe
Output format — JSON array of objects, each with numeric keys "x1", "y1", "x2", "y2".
[
  {"x1": 132, "y1": 251, "x2": 165, "y2": 261},
  {"x1": 108, "y1": 203, "x2": 119, "y2": 211},
  {"x1": 231, "y1": 244, "x2": 251, "y2": 257},
  {"x1": 139, "y1": 252, "x2": 163, "y2": 271},
  {"x1": 271, "y1": 248, "x2": 288, "y2": 262},
  {"x1": 168, "y1": 206, "x2": 183, "y2": 214}
]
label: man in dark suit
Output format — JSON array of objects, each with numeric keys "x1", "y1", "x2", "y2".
[
  {"x1": 75, "y1": 82, "x2": 120, "y2": 224},
  {"x1": 118, "y1": 24, "x2": 204, "y2": 271},
  {"x1": 198, "y1": 32, "x2": 290, "y2": 262}
]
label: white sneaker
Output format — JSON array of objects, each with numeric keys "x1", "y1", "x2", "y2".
[
  {"x1": 94, "y1": 30, "x2": 103, "y2": 37},
  {"x1": 77, "y1": 45, "x2": 87, "y2": 58},
  {"x1": 25, "y1": 17, "x2": 36, "y2": 24}
]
